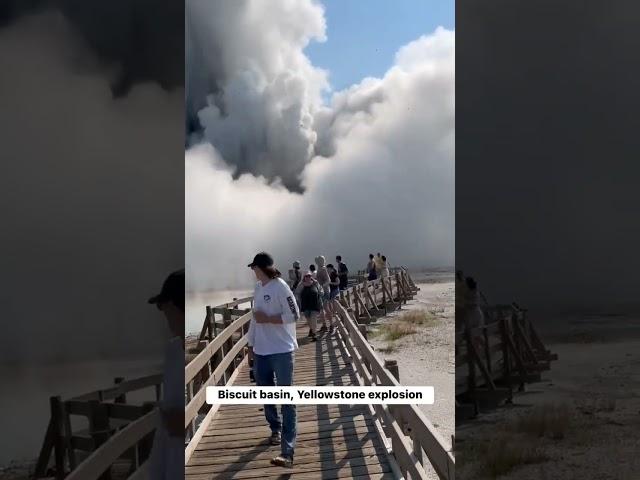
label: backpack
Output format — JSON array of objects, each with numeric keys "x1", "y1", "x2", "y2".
[{"x1": 300, "y1": 283, "x2": 322, "y2": 311}]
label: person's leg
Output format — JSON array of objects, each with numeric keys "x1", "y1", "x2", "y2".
[
  {"x1": 254, "y1": 353, "x2": 281, "y2": 435},
  {"x1": 272, "y1": 352, "x2": 296, "y2": 460},
  {"x1": 306, "y1": 312, "x2": 317, "y2": 339}
]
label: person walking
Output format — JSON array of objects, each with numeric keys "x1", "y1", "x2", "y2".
[
  {"x1": 336, "y1": 255, "x2": 349, "y2": 290},
  {"x1": 246, "y1": 252, "x2": 299, "y2": 467},
  {"x1": 380, "y1": 255, "x2": 390, "y2": 278},
  {"x1": 289, "y1": 261, "x2": 302, "y2": 291},
  {"x1": 374, "y1": 252, "x2": 384, "y2": 276},
  {"x1": 296, "y1": 271, "x2": 323, "y2": 341},
  {"x1": 327, "y1": 264, "x2": 340, "y2": 299},
  {"x1": 147, "y1": 269, "x2": 185, "y2": 480},
  {"x1": 315, "y1": 255, "x2": 332, "y2": 333},
  {"x1": 366, "y1": 253, "x2": 377, "y2": 281}
]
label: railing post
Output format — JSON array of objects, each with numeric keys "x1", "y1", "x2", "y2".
[
  {"x1": 137, "y1": 403, "x2": 156, "y2": 465},
  {"x1": 50, "y1": 396, "x2": 66, "y2": 480},
  {"x1": 358, "y1": 324, "x2": 368, "y2": 340},
  {"x1": 206, "y1": 306, "x2": 213, "y2": 341},
  {"x1": 114, "y1": 377, "x2": 126, "y2": 404},
  {"x1": 384, "y1": 359, "x2": 400, "y2": 382},
  {"x1": 186, "y1": 381, "x2": 195, "y2": 440},
  {"x1": 223, "y1": 308, "x2": 234, "y2": 380},
  {"x1": 88, "y1": 400, "x2": 111, "y2": 480}
]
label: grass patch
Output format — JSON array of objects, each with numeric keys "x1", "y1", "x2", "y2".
[
  {"x1": 376, "y1": 344, "x2": 398, "y2": 354},
  {"x1": 369, "y1": 321, "x2": 416, "y2": 341},
  {"x1": 457, "y1": 435, "x2": 548, "y2": 479},
  {"x1": 369, "y1": 309, "x2": 438, "y2": 342},
  {"x1": 399, "y1": 309, "x2": 440, "y2": 327},
  {"x1": 483, "y1": 435, "x2": 548, "y2": 477},
  {"x1": 508, "y1": 403, "x2": 570, "y2": 440},
  {"x1": 552, "y1": 330, "x2": 601, "y2": 344},
  {"x1": 575, "y1": 396, "x2": 617, "y2": 415}
]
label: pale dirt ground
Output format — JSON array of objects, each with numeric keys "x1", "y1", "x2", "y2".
[
  {"x1": 456, "y1": 313, "x2": 640, "y2": 480},
  {"x1": 367, "y1": 271, "x2": 455, "y2": 478}
]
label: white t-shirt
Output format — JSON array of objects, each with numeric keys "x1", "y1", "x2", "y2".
[
  {"x1": 148, "y1": 336, "x2": 183, "y2": 479},
  {"x1": 247, "y1": 277, "x2": 299, "y2": 356}
]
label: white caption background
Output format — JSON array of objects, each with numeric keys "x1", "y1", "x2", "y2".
[{"x1": 206, "y1": 386, "x2": 434, "y2": 405}]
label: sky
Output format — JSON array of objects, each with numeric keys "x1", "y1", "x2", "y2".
[{"x1": 306, "y1": 0, "x2": 455, "y2": 92}]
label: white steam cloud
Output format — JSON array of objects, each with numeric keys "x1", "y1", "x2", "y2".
[{"x1": 186, "y1": 0, "x2": 454, "y2": 292}]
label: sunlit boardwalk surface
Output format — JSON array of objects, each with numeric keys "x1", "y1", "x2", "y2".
[{"x1": 186, "y1": 323, "x2": 394, "y2": 479}]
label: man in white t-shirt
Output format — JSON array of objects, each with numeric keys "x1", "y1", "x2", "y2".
[{"x1": 246, "y1": 252, "x2": 299, "y2": 468}]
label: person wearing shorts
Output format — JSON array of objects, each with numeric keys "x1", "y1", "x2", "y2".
[
  {"x1": 296, "y1": 271, "x2": 323, "y2": 341},
  {"x1": 315, "y1": 255, "x2": 332, "y2": 332},
  {"x1": 327, "y1": 264, "x2": 340, "y2": 301}
]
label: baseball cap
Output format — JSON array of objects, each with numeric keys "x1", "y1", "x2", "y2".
[
  {"x1": 148, "y1": 269, "x2": 185, "y2": 311},
  {"x1": 248, "y1": 252, "x2": 274, "y2": 268}
]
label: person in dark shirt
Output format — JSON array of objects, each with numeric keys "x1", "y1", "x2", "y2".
[
  {"x1": 335, "y1": 255, "x2": 349, "y2": 290},
  {"x1": 296, "y1": 272, "x2": 323, "y2": 341},
  {"x1": 366, "y1": 253, "x2": 377, "y2": 280},
  {"x1": 327, "y1": 264, "x2": 340, "y2": 301}
]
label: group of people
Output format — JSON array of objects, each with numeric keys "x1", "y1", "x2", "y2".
[
  {"x1": 146, "y1": 251, "x2": 393, "y2": 473},
  {"x1": 242, "y1": 251, "x2": 353, "y2": 468},
  {"x1": 365, "y1": 252, "x2": 390, "y2": 280},
  {"x1": 288, "y1": 255, "x2": 349, "y2": 341}
]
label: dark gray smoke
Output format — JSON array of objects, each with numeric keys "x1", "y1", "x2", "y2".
[
  {"x1": 0, "y1": 7, "x2": 183, "y2": 364},
  {"x1": 456, "y1": 0, "x2": 640, "y2": 312}
]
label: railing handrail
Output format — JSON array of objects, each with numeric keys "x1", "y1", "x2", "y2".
[
  {"x1": 334, "y1": 300, "x2": 454, "y2": 480},
  {"x1": 65, "y1": 409, "x2": 158, "y2": 480},
  {"x1": 69, "y1": 373, "x2": 163, "y2": 402},
  {"x1": 186, "y1": 311, "x2": 251, "y2": 385}
]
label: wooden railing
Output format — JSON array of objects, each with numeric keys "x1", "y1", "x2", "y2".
[
  {"x1": 455, "y1": 303, "x2": 557, "y2": 417},
  {"x1": 35, "y1": 374, "x2": 162, "y2": 479},
  {"x1": 185, "y1": 308, "x2": 252, "y2": 463},
  {"x1": 65, "y1": 409, "x2": 158, "y2": 480},
  {"x1": 185, "y1": 269, "x2": 455, "y2": 479},
  {"x1": 333, "y1": 301, "x2": 455, "y2": 480}
]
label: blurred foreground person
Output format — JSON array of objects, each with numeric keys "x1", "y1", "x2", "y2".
[{"x1": 147, "y1": 269, "x2": 185, "y2": 480}]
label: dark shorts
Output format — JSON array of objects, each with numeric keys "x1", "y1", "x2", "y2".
[{"x1": 329, "y1": 289, "x2": 340, "y2": 300}]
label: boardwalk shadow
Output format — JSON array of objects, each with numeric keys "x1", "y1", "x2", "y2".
[{"x1": 195, "y1": 323, "x2": 385, "y2": 479}]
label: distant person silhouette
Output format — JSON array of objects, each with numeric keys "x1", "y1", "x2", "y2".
[
  {"x1": 366, "y1": 253, "x2": 377, "y2": 280},
  {"x1": 336, "y1": 255, "x2": 349, "y2": 290}
]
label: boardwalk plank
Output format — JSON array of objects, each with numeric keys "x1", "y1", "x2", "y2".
[{"x1": 186, "y1": 324, "x2": 394, "y2": 480}]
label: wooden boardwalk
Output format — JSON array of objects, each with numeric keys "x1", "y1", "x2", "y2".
[
  {"x1": 186, "y1": 323, "x2": 394, "y2": 479},
  {"x1": 185, "y1": 269, "x2": 454, "y2": 480},
  {"x1": 455, "y1": 303, "x2": 558, "y2": 420},
  {"x1": 37, "y1": 269, "x2": 454, "y2": 479}
]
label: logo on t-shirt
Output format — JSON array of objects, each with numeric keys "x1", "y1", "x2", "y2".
[
  {"x1": 286, "y1": 296, "x2": 299, "y2": 320},
  {"x1": 264, "y1": 294, "x2": 271, "y2": 302}
]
